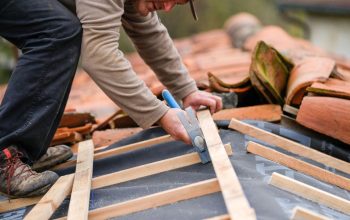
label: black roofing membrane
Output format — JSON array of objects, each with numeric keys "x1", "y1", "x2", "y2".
[{"x1": 1, "y1": 120, "x2": 349, "y2": 220}]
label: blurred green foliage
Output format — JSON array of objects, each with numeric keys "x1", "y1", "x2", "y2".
[
  {"x1": 0, "y1": 0, "x2": 299, "y2": 84},
  {"x1": 159, "y1": 0, "x2": 286, "y2": 37},
  {"x1": 0, "y1": 38, "x2": 14, "y2": 84},
  {"x1": 119, "y1": 0, "x2": 291, "y2": 52}
]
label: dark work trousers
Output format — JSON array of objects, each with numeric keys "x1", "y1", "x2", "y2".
[{"x1": 0, "y1": 0, "x2": 82, "y2": 162}]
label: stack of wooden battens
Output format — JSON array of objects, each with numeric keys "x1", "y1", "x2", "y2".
[
  {"x1": 1, "y1": 111, "x2": 349, "y2": 219},
  {"x1": 0, "y1": 110, "x2": 256, "y2": 220},
  {"x1": 229, "y1": 119, "x2": 350, "y2": 219}
]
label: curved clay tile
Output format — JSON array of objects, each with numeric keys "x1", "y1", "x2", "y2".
[
  {"x1": 213, "y1": 104, "x2": 281, "y2": 122},
  {"x1": 297, "y1": 96, "x2": 350, "y2": 145},
  {"x1": 224, "y1": 13, "x2": 262, "y2": 49},
  {"x1": 250, "y1": 41, "x2": 294, "y2": 106},
  {"x1": 286, "y1": 57, "x2": 335, "y2": 106},
  {"x1": 306, "y1": 78, "x2": 350, "y2": 100},
  {"x1": 207, "y1": 72, "x2": 250, "y2": 88}
]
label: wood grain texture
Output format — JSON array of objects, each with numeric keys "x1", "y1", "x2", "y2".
[
  {"x1": 229, "y1": 119, "x2": 350, "y2": 175},
  {"x1": 92, "y1": 144, "x2": 232, "y2": 189},
  {"x1": 1, "y1": 144, "x2": 231, "y2": 213},
  {"x1": 0, "y1": 197, "x2": 41, "y2": 213},
  {"x1": 296, "y1": 96, "x2": 350, "y2": 145},
  {"x1": 213, "y1": 104, "x2": 281, "y2": 122},
  {"x1": 198, "y1": 110, "x2": 256, "y2": 220},
  {"x1": 204, "y1": 214, "x2": 230, "y2": 220},
  {"x1": 291, "y1": 206, "x2": 331, "y2": 220},
  {"x1": 67, "y1": 140, "x2": 94, "y2": 220},
  {"x1": 248, "y1": 142, "x2": 350, "y2": 191},
  {"x1": 24, "y1": 174, "x2": 74, "y2": 220},
  {"x1": 57, "y1": 178, "x2": 221, "y2": 220},
  {"x1": 53, "y1": 134, "x2": 173, "y2": 171},
  {"x1": 270, "y1": 173, "x2": 350, "y2": 215}
]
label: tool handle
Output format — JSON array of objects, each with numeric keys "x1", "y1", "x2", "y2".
[{"x1": 162, "y1": 89, "x2": 181, "y2": 109}]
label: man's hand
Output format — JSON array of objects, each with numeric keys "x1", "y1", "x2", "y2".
[
  {"x1": 183, "y1": 90, "x2": 223, "y2": 114},
  {"x1": 158, "y1": 91, "x2": 222, "y2": 145},
  {"x1": 158, "y1": 108, "x2": 191, "y2": 145}
]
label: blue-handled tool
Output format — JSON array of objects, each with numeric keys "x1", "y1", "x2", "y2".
[
  {"x1": 162, "y1": 90, "x2": 211, "y2": 164},
  {"x1": 162, "y1": 90, "x2": 181, "y2": 109}
]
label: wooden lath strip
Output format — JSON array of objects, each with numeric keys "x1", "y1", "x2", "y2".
[
  {"x1": 23, "y1": 174, "x2": 74, "y2": 220},
  {"x1": 197, "y1": 110, "x2": 256, "y2": 220},
  {"x1": 204, "y1": 214, "x2": 230, "y2": 220},
  {"x1": 247, "y1": 142, "x2": 350, "y2": 191},
  {"x1": 0, "y1": 144, "x2": 231, "y2": 213},
  {"x1": 0, "y1": 197, "x2": 41, "y2": 213},
  {"x1": 270, "y1": 173, "x2": 350, "y2": 215},
  {"x1": 57, "y1": 178, "x2": 221, "y2": 220},
  {"x1": 53, "y1": 135, "x2": 173, "y2": 171},
  {"x1": 67, "y1": 140, "x2": 94, "y2": 220},
  {"x1": 92, "y1": 143, "x2": 232, "y2": 189},
  {"x1": 291, "y1": 206, "x2": 331, "y2": 220},
  {"x1": 229, "y1": 119, "x2": 350, "y2": 175}
]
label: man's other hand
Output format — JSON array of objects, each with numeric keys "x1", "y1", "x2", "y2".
[
  {"x1": 183, "y1": 91, "x2": 223, "y2": 114},
  {"x1": 158, "y1": 108, "x2": 191, "y2": 145}
]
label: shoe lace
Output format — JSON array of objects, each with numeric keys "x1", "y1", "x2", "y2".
[{"x1": 0, "y1": 152, "x2": 35, "y2": 197}]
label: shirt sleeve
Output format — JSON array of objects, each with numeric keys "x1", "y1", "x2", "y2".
[
  {"x1": 76, "y1": 0, "x2": 170, "y2": 128},
  {"x1": 122, "y1": 0, "x2": 198, "y2": 101}
]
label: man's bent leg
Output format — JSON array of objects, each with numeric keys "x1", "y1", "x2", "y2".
[
  {"x1": 0, "y1": 0, "x2": 82, "y2": 162},
  {"x1": 0, "y1": 0, "x2": 81, "y2": 198}
]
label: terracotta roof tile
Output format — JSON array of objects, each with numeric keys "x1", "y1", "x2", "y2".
[{"x1": 92, "y1": 128, "x2": 142, "y2": 148}]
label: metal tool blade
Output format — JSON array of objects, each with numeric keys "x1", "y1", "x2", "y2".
[{"x1": 177, "y1": 107, "x2": 210, "y2": 163}]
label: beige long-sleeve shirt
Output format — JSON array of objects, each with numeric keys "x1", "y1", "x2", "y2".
[{"x1": 76, "y1": 0, "x2": 198, "y2": 128}]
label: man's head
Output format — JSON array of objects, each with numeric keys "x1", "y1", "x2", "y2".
[{"x1": 134, "y1": 0, "x2": 197, "y2": 20}]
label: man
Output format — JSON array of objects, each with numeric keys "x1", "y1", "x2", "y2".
[
  {"x1": 0, "y1": 0, "x2": 82, "y2": 198},
  {"x1": 77, "y1": 0, "x2": 222, "y2": 144},
  {"x1": 0, "y1": 0, "x2": 221, "y2": 199}
]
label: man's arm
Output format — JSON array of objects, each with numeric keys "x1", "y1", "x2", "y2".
[
  {"x1": 76, "y1": 0, "x2": 169, "y2": 129},
  {"x1": 122, "y1": 1, "x2": 198, "y2": 101}
]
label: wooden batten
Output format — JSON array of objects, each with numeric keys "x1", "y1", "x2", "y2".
[
  {"x1": 247, "y1": 142, "x2": 350, "y2": 191},
  {"x1": 291, "y1": 206, "x2": 331, "y2": 220},
  {"x1": 24, "y1": 175, "x2": 74, "y2": 220},
  {"x1": 229, "y1": 119, "x2": 350, "y2": 175},
  {"x1": 67, "y1": 140, "x2": 94, "y2": 220},
  {"x1": 1, "y1": 144, "x2": 232, "y2": 213},
  {"x1": 92, "y1": 144, "x2": 232, "y2": 189},
  {"x1": 56, "y1": 179, "x2": 221, "y2": 220},
  {"x1": 53, "y1": 134, "x2": 174, "y2": 170},
  {"x1": 204, "y1": 214, "x2": 230, "y2": 220},
  {"x1": 198, "y1": 110, "x2": 256, "y2": 220},
  {"x1": 270, "y1": 173, "x2": 350, "y2": 215}
]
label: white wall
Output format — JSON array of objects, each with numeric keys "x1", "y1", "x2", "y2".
[{"x1": 308, "y1": 15, "x2": 350, "y2": 58}]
